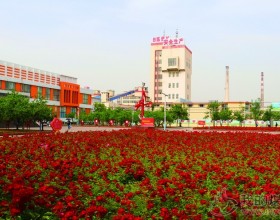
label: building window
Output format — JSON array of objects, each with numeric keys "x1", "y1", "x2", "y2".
[
  {"x1": 168, "y1": 58, "x2": 176, "y2": 66},
  {"x1": 188, "y1": 104, "x2": 193, "y2": 107},
  {"x1": 37, "y1": 87, "x2": 43, "y2": 97},
  {"x1": 176, "y1": 94, "x2": 179, "y2": 99},
  {"x1": 45, "y1": 88, "x2": 50, "y2": 100},
  {"x1": 199, "y1": 104, "x2": 204, "y2": 107},
  {"x1": 6, "y1": 82, "x2": 15, "y2": 90},
  {"x1": 60, "y1": 107, "x2": 66, "y2": 118},
  {"x1": 53, "y1": 89, "x2": 60, "y2": 101},
  {"x1": 176, "y1": 83, "x2": 179, "y2": 88},
  {"x1": 168, "y1": 83, "x2": 171, "y2": 88},
  {"x1": 71, "y1": 107, "x2": 76, "y2": 113},
  {"x1": 172, "y1": 83, "x2": 175, "y2": 88},
  {"x1": 21, "y1": 84, "x2": 30, "y2": 93},
  {"x1": 187, "y1": 84, "x2": 189, "y2": 90},
  {"x1": 172, "y1": 94, "x2": 175, "y2": 99},
  {"x1": 83, "y1": 94, "x2": 88, "y2": 104},
  {"x1": 169, "y1": 73, "x2": 171, "y2": 77},
  {"x1": 172, "y1": 73, "x2": 175, "y2": 77},
  {"x1": 176, "y1": 72, "x2": 179, "y2": 77},
  {"x1": 0, "y1": 80, "x2": 2, "y2": 89},
  {"x1": 168, "y1": 94, "x2": 171, "y2": 99}
]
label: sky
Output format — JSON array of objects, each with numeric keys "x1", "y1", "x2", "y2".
[{"x1": 0, "y1": 0, "x2": 279, "y2": 103}]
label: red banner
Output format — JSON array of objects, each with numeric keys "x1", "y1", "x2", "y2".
[
  {"x1": 141, "y1": 118, "x2": 154, "y2": 127},
  {"x1": 197, "y1": 120, "x2": 206, "y2": 126}
]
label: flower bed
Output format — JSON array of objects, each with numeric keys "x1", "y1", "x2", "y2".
[
  {"x1": 194, "y1": 126, "x2": 280, "y2": 132},
  {"x1": 1, "y1": 129, "x2": 280, "y2": 219}
]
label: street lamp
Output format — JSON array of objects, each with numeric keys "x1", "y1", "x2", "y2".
[{"x1": 161, "y1": 92, "x2": 168, "y2": 131}]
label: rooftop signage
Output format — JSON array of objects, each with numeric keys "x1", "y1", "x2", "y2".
[{"x1": 152, "y1": 36, "x2": 184, "y2": 46}]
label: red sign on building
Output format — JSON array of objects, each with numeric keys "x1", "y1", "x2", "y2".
[{"x1": 197, "y1": 120, "x2": 206, "y2": 126}]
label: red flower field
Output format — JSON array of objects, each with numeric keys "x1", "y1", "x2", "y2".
[{"x1": 1, "y1": 129, "x2": 280, "y2": 219}]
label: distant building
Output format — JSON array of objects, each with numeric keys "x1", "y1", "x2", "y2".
[
  {"x1": 150, "y1": 34, "x2": 192, "y2": 103},
  {"x1": 0, "y1": 60, "x2": 93, "y2": 119},
  {"x1": 119, "y1": 86, "x2": 150, "y2": 106}
]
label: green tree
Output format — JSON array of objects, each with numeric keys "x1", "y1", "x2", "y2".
[
  {"x1": 272, "y1": 111, "x2": 280, "y2": 121},
  {"x1": 204, "y1": 101, "x2": 220, "y2": 126},
  {"x1": 262, "y1": 106, "x2": 273, "y2": 126},
  {"x1": 233, "y1": 109, "x2": 246, "y2": 126},
  {"x1": 66, "y1": 112, "x2": 76, "y2": 122},
  {"x1": 30, "y1": 97, "x2": 53, "y2": 130},
  {"x1": 94, "y1": 103, "x2": 107, "y2": 112},
  {"x1": 0, "y1": 91, "x2": 31, "y2": 129},
  {"x1": 250, "y1": 99, "x2": 263, "y2": 126},
  {"x1": 219, "y1": 107, "x2": 233, "y2": 126},
  {"x1": 169, "y1": 104, "x2": 189, "y2": 127}
]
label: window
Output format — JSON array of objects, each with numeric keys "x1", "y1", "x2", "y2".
[
  {"x1": 168, "y1": 83, "x2": 171, "y2": 88},
  {"x1": 60, "y1": 107, "x2": 66, "y2": 118},
  {"x1": 176, "y1": 83, "x2": 179, "y2": 88},
  {"x1": 37, "y1": 87, "x2": 42, "y2": 97},
  {"x1": 168, "y1": 58, "x2": 176, "y2": 66},
  {"x1": 169, "y1": 73, "x2": 171, "y2": 77},
  {"x1": 0, "y1": 80, "x2": 2, "y2": 89},
  {"x1": 172, "y1": 83, "x2": 175, "y2": 88},
  {"x1": 71, "y1": 107, "x2": 76, "y2": 113},
  {"x1": 172, "y1": 73, "x2": 175, "y2": 77},
  {"x1": 176, "y1": 72, "x2": 179, "y2": 77},
  {"x1": 176, "y1": 94, "x2": 179, "y2": 99},
  {"x1": 83, "y1": 94, "x2": 88, "y2": 104},
  {"x1": 188, "y1": 104, "x2": 193, "y2": 107},
  {"x1": 199, "y1": 104, "x2": 204, "y2": 107},
  {"x1": 6, "y1": 82, "x2": 15, "y2": 90},
  {"x1": 53, "y1": 89, "x2": 60, "y2": 101},
  {"x1": 21, "y1": 84, "x2": 30, "y2": 93},
  {"x1": 168, "y1": 94, "x2": 171, "y2": 99},
  {"x1": 45, "y1": 88, "x2": 50, "y2": 100},
  {"x1": 187, "y1": 84, "x2": 189, "y2": 90},
  {"x1": 172, "y1": 94, "x2": 175, "y2": 99}
]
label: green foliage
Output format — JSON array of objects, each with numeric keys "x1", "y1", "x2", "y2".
[
  {"x1": 262, "y1": 106, "x2": 273, "y2": 123},
  {"x1": 0, "y1": 92, "x2": 53, "y2": 130},
  {"x1": 66, "y1": 112, "x2": 76, "y2": 121},
  {"x1": 219, "y1": 107, "x2": 232, "y2": 125},
  {"x1": 250, "y1": 99, "x2": 263, "y2": 121},
  {"x1": 205, "y1": 101, "x2": 220, "y2": 126},
  {"x1": 169, "y1": 104, "x2": 189, "y2": 126},
  {"x1": 233, "y1": 109, "x2": 245, "y2": 126}
]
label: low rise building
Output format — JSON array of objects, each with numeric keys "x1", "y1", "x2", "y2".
[{"x1": 0, "y1": 60, "x2": 93, "y2": 120}]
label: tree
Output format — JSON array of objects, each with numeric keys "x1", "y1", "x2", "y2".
[
  {"x1": 250, "y1": 99, "x2": 263, "y2": 126},
  {"x1": 204, "y1": 101, "x2": 220, "y2": 126},
  {"x1": 66, "y1": 112, "x2": 76, "y2": 122},
  {"x1": 262, "y1": 106, "x2": 273, "y2": 126},
  {"x1": 233, "y1": 109, "x2": 246, "y2": 126},
  {"x1": 0, "y1": 91, "x2": 31, "y2": 129},
  {"x1": 94, "y1": 103, "x2": 107, "y2": 112},
  {"x1": 219, "y1": 107, "x2": 233, "y2": 126},
  {"x1": 272, "y1": 111, "x2": 280, "y2": 121},
  {"x1": 169, "y1": 104, "x2": 189, "y2": 127},
  {"x1": 30, "y1": 97, "x2": 53, "y2": 130}
]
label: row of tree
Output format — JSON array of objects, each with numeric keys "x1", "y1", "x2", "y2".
[
  {"x1": 205, "y1": 99, "x2": 280, "y2": 126},
  {"x1": 0, "y1": 92, "x2": 53, "y2": 130},
  {"x1": 79, "y1": 103, "x2": 189, "y2": 127}
]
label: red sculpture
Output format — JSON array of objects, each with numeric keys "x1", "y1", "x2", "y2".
[{"x1": 134, "y1": 83, "x2": 152, "y2": 119}]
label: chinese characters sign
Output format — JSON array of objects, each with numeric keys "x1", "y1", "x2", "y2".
[{"x1": 152, "y1": 36, "x2": 184, "y2": 46}]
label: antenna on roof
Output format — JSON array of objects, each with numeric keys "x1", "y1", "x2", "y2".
[{"x1": 176, "y1": 29, "x2": 178, "y2": 38}]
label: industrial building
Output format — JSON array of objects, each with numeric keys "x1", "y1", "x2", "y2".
[
  {"x1": 0, "y1": 60, "x2": 93, "y2": 120},
  {"x1": 150, "y1": 32, "x2": 192, "y2": 103}
]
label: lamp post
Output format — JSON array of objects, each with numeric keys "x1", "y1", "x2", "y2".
[{"x1": 161, "y1": 92, "x2": 168, "y2": 131}]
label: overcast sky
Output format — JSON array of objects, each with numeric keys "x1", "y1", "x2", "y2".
[{"x1": 0, "y1": 0, "x2": 279, "y2": 103}]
